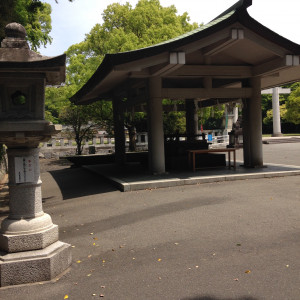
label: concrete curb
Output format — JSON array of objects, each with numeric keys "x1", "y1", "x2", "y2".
[{"x1": 84, "y1": 163, "x2": 300, "y2": 192}]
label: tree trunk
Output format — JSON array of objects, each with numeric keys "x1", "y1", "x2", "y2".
[
  {"x1": 75, "y1": 135, "x2": 82, "y2": 155},
  {"x1": 128, "y1": 125, "x2": 136, "y2": 152}
]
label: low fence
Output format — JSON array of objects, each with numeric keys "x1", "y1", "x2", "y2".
[
  {"x1": 40, "y1": 132, "x2": 148, "y2": 158},
  {"x1": 39, "y1": 131, "x2": 234, "y2": 158}
]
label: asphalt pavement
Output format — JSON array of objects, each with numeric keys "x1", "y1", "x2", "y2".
[{"x1": 0, "y1": 142, "x2": 300, "y2": 300}]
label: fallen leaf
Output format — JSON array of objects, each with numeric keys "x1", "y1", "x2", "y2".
[
  {"x1": 87, "y1": 274, "x2": 92, "y2": 277},
  {"x1": 93, "y1": 237, "x2": 98, "y2": 240},
  {"x1": 64, "y1": 295, "x2": 69, "y2": 299},
  {"x1": 157, "y1": 258, "x2": 162, "y2": 262},
  {"x1": 76, "y1": 260, "x2": 81, "y2": 264},
  {"x1": 71, "y1": 245, "x2": 75, "y2": 248},
  {"x1": 90, "y1": 233, "x2": 94, "y2": 235},
  {"x1": 245, "y1": 270, "x2": 251, "y2": 274},
  {"x1": 102, "y1": 260, "x2": 106, "y2": 263},
  {"x1": 93, "y1": 243, "x2": 96, "y2": 246}
]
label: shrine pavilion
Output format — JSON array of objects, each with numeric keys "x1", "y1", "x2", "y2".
[{"x1": 70, "y1": 0, "x2": 300, "y2": 174}]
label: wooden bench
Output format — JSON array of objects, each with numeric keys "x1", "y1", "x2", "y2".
[{"x1": 188, "y1": 148, "x2": 236, "y2": 172}]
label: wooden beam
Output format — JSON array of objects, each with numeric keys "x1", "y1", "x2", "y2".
[
  {"x1": 178, "y1": 28, "x2": 231, "y2": 54},
  {"x1": 169, "y1": 65, "x2": 253, "y2": 77},
  {"x1": 151, "y1": 52, "x2": 185, "y2": 77},
  {"x1": 203, "y1": 38, "x2": 239, "y2": 57},
  {"x1": 202, "y1": 29, "x2": 244, "y2": 57},
  {"x1": 113, "y1": 53, "x2": 169, "y2": 72},
  {"x1": 253, "y1": 55, "x2": 299, "y2": 76},
  {"x1": 129, "y1": 70, "x2": 150, "y2": 78},
  {"x1": 162, "y1": 88, "x2": 252, "y2": 99},
  {"x1": 244, "y1": 30, "x2": 287, "y2": 57}
]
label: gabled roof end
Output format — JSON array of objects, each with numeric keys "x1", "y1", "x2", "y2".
[{"x1": 212, "y1": 0, "x2": 252, "y2": 21}]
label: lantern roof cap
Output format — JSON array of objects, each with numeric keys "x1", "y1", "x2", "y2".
[{"x1": 0, "y1": 23, "x2": 66, "y2": 85}]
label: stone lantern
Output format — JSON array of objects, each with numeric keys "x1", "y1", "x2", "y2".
[{"x1": 0, "y1": 23, "x2": 71, "y2": 286}]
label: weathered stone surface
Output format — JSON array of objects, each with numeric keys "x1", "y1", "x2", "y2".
[
  {"x1": 0, "y1": 222, "x2": 58, "y2": 253},
  {"x1": 0, "y1": 241, "x2": 72, "y2": 286},
  {"x1": 1, "y1": 23, "x2": 29, "y2": 49},
  {"x1": 0, "y1": 22, "x2": 69, "y2": 286}
]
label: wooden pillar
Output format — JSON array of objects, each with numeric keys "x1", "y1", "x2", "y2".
[
  {"x1": 113, "y1": 97, "x2": 126, "y2": 165},
  {"x1": 242, "y1": 98, "x2": 251, "y2": 167},
  {"x1": 249, "y1": 77, "x2": 263, "y2": 167},
  {"x1": 147, "y1": 77, "x2": 165, "y2": 174},
  {"x1": 186, "y1": 99, "x2": 198, "y2": 140}
]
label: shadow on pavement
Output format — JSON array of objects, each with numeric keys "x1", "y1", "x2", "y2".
[
  {"x1": 49, "y1": 167, "x2": 117, "y2": 200},
  {"x1": 61, "y1": 194, "x2": 227, "y2": 233},
  {"x1": 182, "y1": 296, "x2": 258, "y2": 300}
]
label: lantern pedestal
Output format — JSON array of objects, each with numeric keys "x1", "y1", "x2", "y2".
[
  {"x1": 0, "y1": 147, "x2": 72, "y2": 286},
  {"x1": 0, "y1": 23, "x2": 71, "y2": 286},
  {"x1": 0, "y1": 241, "x2": 71, "y2": 286}
]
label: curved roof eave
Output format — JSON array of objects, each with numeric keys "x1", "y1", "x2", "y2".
[
  {"x1": 0, "y1": 54, "x2": 66, "y2": 84},
  {"x1": 70, "y1": 10, "x2": 239, "y2": 104},
  {"x1": 70, "y1": 0, "x2": 300, "y2": 104}
]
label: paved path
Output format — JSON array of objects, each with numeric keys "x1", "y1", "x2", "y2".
[
  {"x1": 0, "y1": 143, "x2": 300, "y2": 300},
  {"x1": 84, "y1": 143, "x2": 300, "y2": 192}
]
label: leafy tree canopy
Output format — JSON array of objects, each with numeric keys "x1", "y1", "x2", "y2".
[
  {"x1": 0, "y1": 0, "x2": 52, "y2": 51},
  {"x1": 285, "y1": 83, "x2": 300, "y2": 125},
  {"x1": 46, "y1": 0, "x2": 200, "y2": 137},
  {"x1": 263, "y1": 83, "x2": 300, "y2": 127},
  {"x1": 64, "y1": 0, "x2": 199, "y2": 91}
]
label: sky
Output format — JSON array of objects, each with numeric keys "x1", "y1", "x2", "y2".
[{"x1": 39, "y1": 0, "x2": 300, "y2": 56}]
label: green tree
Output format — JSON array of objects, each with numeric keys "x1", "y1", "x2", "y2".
[
  {"x1": 285, "y1": 84, "x2": 300, "y2": 125},
  {"x1": 199, "y1": 106, "x2": 224, "y2": 130},
  {"x1": 163, "y1": 112, "x2": 186, "y2": 135},
  {"x1": 45, "y1": 85, "x2": 70, "y2": 124},
  {"x1": 59, "y1": 102, "x2": 113, "y2": 155},
  {"x1": 50, "y1": 0, "x2": 199, "y2": 152},
  {"x1": 64, "y1": 0, "x2": 198, "y2": 91},
  {"x1": 262, "y1": 83, "x2": 300, "y2": 133},
  {"x1": 0, "y1": 0, "x2": 52, "y2": 51},
  {"x1": 85, "y1": 0, "x2": 198, "y2": 56}
]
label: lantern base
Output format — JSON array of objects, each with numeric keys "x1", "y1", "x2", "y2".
[
  {"x1": 0, "y1": 212, "x2": 59, "y2": 253},
  {"x1": 0, "y1": 241, "x2": 72, "y2": 286}
]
